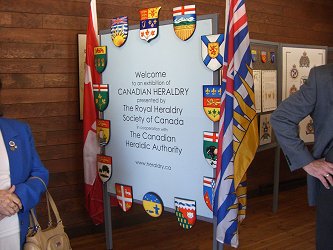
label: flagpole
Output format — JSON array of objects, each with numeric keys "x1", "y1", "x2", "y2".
[
  {"x1": 103, "y1": 183, "x2": 113, "y2": 249},
  {"x1": 213, "y1": 217, "x2": 224, "y2": 250}
]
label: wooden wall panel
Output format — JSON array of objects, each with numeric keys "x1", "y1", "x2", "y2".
[{"x1": 0, "y1": 0, "x2": 332, "y2": 236}]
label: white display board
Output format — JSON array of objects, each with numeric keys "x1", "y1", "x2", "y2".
[{"x1": 102, "y1": 16, "x2": 218, "y2": 219}]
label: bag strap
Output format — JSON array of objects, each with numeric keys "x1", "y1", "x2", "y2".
[
  {"x1": 29, "y1": 176, "x2": 52, "y2": 225},
  {"x1": 29, "y1": 176, "x2": 63, "y2": 227}
]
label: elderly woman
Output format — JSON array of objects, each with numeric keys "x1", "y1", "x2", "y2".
[{"x1": 0, "y1": 81, "x2": 49, "y2": 249}]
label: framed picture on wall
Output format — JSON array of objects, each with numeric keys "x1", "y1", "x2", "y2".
[
  {"x1": 78, "y1": 34, "x2": 87, "y2": 120},
  {"x1": 282, "y1": 45, "x2": 327, "y2": 143},
  {"x1": 282, "y1": 46, "x2": 327, "y2": 100}
]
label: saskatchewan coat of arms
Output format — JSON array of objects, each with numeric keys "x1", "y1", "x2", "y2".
[
  {"x1": 174, "y1": 197, "x2": 196, "y2": 230},
  {"x1": 111, "y1": 16, "x2": 128, "y2": 47},
  {"x1": 93, "y1": 84, "x2": 109, "y2": 112},
  {"x1": 139, "y1": 7, "x2": 161, "y2": 42},
  {"x1": 203, "y1": 131, "x2": 219, "y2": 168},
  {"x1": 97, "y1": 154, "x2": 112, "y2": 183},
  {"x1": 203, "y1": 85, "x2": 222, "y2": 122},
  {"x1": 96, "y1": 119, "x2": 110, "y2": 146},
  {"x1": 94, "y1": 46, "x2": 107, "y2": 73},
  {"x1": 172, "y1": 5, "x2": 196, "y2": 41},
  {"x1": 115, "y1": 183, "x2": 133, "y2": 212},
  {"x1": 201, "y1": 34, "x2": 224, "y2": 71}
]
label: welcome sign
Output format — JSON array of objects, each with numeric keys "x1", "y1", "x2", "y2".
[{"x1": 102, "y1": 16, "x2": 217, "y2": 219}]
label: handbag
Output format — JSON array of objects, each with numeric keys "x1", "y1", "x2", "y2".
[{"x1": 24, "y1": 176, "x2": 72, "y2": 250}]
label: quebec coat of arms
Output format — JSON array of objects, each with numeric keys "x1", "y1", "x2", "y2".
[{"x1": 203, "y1": 85, "x2": 222, "y2": 122}]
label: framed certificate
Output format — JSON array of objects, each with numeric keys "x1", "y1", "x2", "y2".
[
  {"x1": 261, "y1": 70, "x2": 277, "y2": 112},
  {"x1": 281, "y1": 45, "x2": 327, "y2": 143}
]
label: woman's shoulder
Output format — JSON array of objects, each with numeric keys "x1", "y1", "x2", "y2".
[{"x1": 0, "y1": 118, "x2": 28, "y2": 129}]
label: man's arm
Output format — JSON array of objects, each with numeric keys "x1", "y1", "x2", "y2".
[
  {"x1": 271, "y1": 67, "x2": 333, "y2": 188},
  {"x1": 271, "y1": 67, "x2": 317, "y2": 170}
]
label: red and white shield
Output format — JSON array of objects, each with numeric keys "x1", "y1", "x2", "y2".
[{"x1": 115, "y1": 183, "x2": 133, "y2": 212}]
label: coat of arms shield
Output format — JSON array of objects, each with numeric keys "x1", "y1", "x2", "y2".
[
  {"x1": 111, "y1": 16, "x2": 128, "y2": 47},
  {"x1": 96, "y1": 119, "x2": 110, "y2": 146},
  {"x1": 94, "y1": 46, "x2": 107, "y2": 73},
  {"x1": 203, "y1": 131, "x2": 219, "y2": 168},
  {"x1": 203, "y1": 177, "x2": 215, "y2": 211},
  {"x1": 93, "y1": 84, "x2": 109, "y2": 112},
  {"x1": 139, "y1": 7, "x2": 161, "y2": 42},
  {"x1": 174, "y1": 197, "x2": 196, "y2": 230},
  {"x1": 201, "y1": 34, "x2": 224, "y2": 71},
  {"x1": 203, "y1": 85, "x2": 222, "y2": 122},
  {"x1": 173, "y1": 5, "x2": 196, "y2": 41},
  {"x1": 115, "y1": 183, "x2": 133, "y2": 212},
  {"x1": 97, "y1": 155, "x2": 112, "y2": 183}
]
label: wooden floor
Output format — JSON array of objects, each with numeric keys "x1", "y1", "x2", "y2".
[{"x1": 70, "y1": 185, "x2": 315, "y2": 250}]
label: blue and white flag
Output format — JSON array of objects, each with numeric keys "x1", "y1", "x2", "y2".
[{"x1": 214, "y1": 0, "x2": 259, "y2": 247}]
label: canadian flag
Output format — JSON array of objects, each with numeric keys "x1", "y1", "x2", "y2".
[{"x1": 83, "y1": 0, "x2": 103, "y2": 225}]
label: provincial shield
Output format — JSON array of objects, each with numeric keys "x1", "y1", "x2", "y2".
[
  {"x1": 142, "y1": 192, "x2": 163, "y2": 218},
  {"x1": 139, "y1": 7, "x2": 161, "y2": 42},
  {"x1": 174, "y1": 197, "x2": 196, "y2": 230},
  {"x1": 93, "y1": 84, "x2": 109, "y2": 112},
  {"x1": 203, "y1": 131, "x2": 219, "y2": 168},
  {"x1": 201, "y1": 34, "x2": 224, "y2": 71},
  {"x1": 111, "y1": 16, "x2": 128, "y2": 47},
  {"x1": 115, "y1": 183, "x2": 133, "y2": 212},
  {"x1": 203, "y1": 177, "x2": 215, "y2": 211},
  {"x1": 96, "y1": 119, "x2": 110, "y2": 146},
  {"x1": 270, "y1": 51, "x2": 275, "y2": 63},
  {"x1": 94, "y1": 46, "x2": 107, "y2": 73},
  {"x1": 261, "y1": 50, "x2": 267, "y2": 63},
  {"x1": 203, "y1": 85, "x2": 222, "y2": 122},
  {"x1": 173, "y1": 5, "x2": 196, "y2": 41},
  {"x1": 97, "y1": 155, "x2": 112, "y2": 183},
  {"x1": 251, "y1": 49, "x2": 257, "y2": 62}
]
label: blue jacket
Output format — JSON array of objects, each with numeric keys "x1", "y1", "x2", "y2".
[{"x1": 0, "y1": 118, "x2": 49, "y2": 248}]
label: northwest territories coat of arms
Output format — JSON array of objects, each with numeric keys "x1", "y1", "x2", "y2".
[
  {"x1": 201, "y1": 34, "x2": 224, "y2": 71},
  {"x1": 139, "y1": 7, "x2": 161, "y2": 42},
  {"x1": 174, "y1": 197, "x2": 196, "y2": 230},
  {"x1": 203, "y1": 85, "x2": 222, "y2": 122},
  {"x1": 172, "y1": 5, "x2": 196, "y2": 41},
  {"x1": 110, "y1": 16, "x2": 128, "y2": 47}
]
